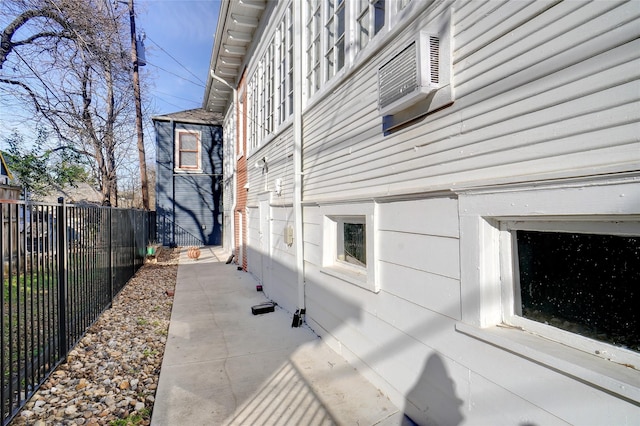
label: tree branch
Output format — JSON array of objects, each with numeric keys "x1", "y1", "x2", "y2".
[{"x1": 1, "y1": 7, "x2": 74, "y2": 69}]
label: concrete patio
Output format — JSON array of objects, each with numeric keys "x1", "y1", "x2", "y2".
[{"x1": 151, "y1": 246, "x2": 406, "y2": 425}]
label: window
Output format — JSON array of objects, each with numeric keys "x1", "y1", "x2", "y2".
[
  {"x1": 339, "y1": 219, "x2": 366, "y2": 266},
  {"x1": 223, "y1": 111, "x2": 236, "y2": 177},
  {"x1": 287, "y1": 2, "x2": 294, "y2": 117},
  {"x1": 247, "y1": 77, "x2": 258, "y2": 150},
  {"x1": 457, "y1": 179, "x2": 640, "y2": 401},
  {"x1": 258, "y1": 59, "x2": 266, "y2": 140},
  {"x1": 306, "y1": 0, "x2": 322, "y2": 97},
  {"x1": 321, "y1": 203, "x2": 378, "y2": 292},
  {"x1": 175, "y1": 130, "x2": 201, "y2": 171},
  {"x1": 357, "y1": 0, "x2": 386, "y2": 51},
  {"x1": 325, "y1": 0, "x2": 345, "y2": 81},
  {"x1": 265, "y1": 43, "x2": 275, "y2": 136},
  {"x1": 277, "y1": 19, "x2": 287, "y2": 125},
  {"x1": 277, "y1": 4, "x2": 294, "y2": 125},
  {"x1": 246, "y1": 5, "x2": 295, "y2": 152},
  {"x1": 506, "y1": 224, "x2": 639, "y2": 354}
]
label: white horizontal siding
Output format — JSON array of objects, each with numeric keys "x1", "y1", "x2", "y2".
[
  {"x1": 378, "y1": 232, "x2": 459, "y2": 280},
  {"x1": 246, "y1": 206, "x2": 261, "y2": 279},
  {"x1": 301, "y1": 0, "x2": 640, "y2": 202},
  {"x1": 378, "y1": 262, "x2": 461, "y2": 320},
  {"x1": 233, "y1": 1, "x2": 640, "y2": 424},
  {"x1": 264, "y1": 206, "x2": 298, "y2": 312},
  {"x1": 247, "y1": 128, "x2": 295, "y2": 206},
  {"x1": 378, "y1": 197, "x2": 459, "y2": 238}
]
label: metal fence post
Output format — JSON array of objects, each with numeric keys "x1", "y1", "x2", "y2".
[
  {"x1": 108, "y1": 207, "x2": 113, "y2": 307},
  {"x1": 56, "y1": 198, "x2": 67, "y2": 360}
]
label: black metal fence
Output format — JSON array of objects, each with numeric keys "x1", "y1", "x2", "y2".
[
  {"x1": 156, "y1": 213, "x2": 205, "y2": 248},
  {"x1": 1, "y1": 199, "x2": 152, "y2": 425}
]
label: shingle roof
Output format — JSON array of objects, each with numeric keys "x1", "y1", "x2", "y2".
[{"x1": 152, "y1": 108, "x2": 223, "y2": 125}]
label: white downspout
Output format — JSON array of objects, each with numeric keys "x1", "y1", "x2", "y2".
[
  {"x1": 293, "y1": 1, "x2": 305, "y2": 311},
  {"x1": 210, "y1": 71, "x2": 238, "y2": 257}
]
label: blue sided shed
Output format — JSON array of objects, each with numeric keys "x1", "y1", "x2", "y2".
[{"x1": 153, "y1": 109, "x2": 223, "y2": 247}]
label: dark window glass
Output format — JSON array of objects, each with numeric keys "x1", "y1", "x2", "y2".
[
  {"x1": 374, "y1": 0, "x2": 386, "y2": 34},
  {"x1": 343, "y1": 222, "x2": 366, "y2": 266},
  {"x1": 516, "y1": 230, "x2": 639, "y2": 353}
]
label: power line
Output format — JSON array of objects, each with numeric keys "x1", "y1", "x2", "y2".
[
  {"x1": 144, "y1": 60, "x2": 205, "y2": 88},
  {"x1": 146, "y1": 36, "x2": 206, "y2": 85},
  {"x1": 153, "y1": 96, "x2": 188, "y2": 111},
  {"x1": 153, "y1": 90, "x2": 201, "y2": 104},
  {"x1": 13, "y1": 50, "x2": 66, "y2": 109}
]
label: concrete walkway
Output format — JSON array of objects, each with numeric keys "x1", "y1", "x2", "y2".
[{"x1": 151, "y1": 246, "x2": 404, "y2": 426}]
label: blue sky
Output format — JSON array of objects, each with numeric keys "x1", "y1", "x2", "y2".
[
  {"x1": 0, "y1": 0, "x2": 219, "y2": 164},
  {"x1": 137, "y1": 0, "x2": 220, "y2": 117}
]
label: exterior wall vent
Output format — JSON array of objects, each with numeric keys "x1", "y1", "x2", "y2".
[{"x1": 378, "y1": 32, "x2": 441, "y2": 116}]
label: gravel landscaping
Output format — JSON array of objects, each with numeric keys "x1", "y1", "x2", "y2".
[{"x1": 10, "y1": 247, "x2": 179, "y2": 426}]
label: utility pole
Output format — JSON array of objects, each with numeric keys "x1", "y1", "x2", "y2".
[{"x1": 128, "y1": 0, "x2": 150, "y2": 210}]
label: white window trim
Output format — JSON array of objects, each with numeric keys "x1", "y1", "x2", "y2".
[
  {"x1": 237, "y1": 90, "x2": 245, "y2": 159},
  {"x1": 502, "y1": 219, "x2": 639, "y2": 365},
  {"x1": 174, "y1": 129, "x2": 202, "y2": 173},
  {"x1": 456, "y1": 176, "x2": 640, "y2": 403},
  {"x1": 320, "y1": 202, "x2": 378, "y2": 293},
  {"x1": 324, "y1": 0, "x2": 346, "y2": 82}
]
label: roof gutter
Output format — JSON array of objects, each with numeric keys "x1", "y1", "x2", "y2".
[
  {"x1": 209, "y1": 70, "x2": 238, "y2": 257},
  {"x1": 203, "y1": 0, "x2": 231, "y2": 110}
]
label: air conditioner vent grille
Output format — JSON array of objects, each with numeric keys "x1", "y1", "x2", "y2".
[
  {"x1": 378, "y1": 41, "x2": 418, "y2": 111},
  {"x1": 429, "y1": 36, "x2": 439, "y2": 84}
]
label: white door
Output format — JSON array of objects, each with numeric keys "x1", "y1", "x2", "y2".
[
  {"x1": 258, "y1": 197, "x2": 271, "y2": 285},
  {"x1": 237, "y1": 212, "x2": 243, "y2": 267}
]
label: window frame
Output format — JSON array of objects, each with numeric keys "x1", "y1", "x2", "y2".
[
  {"x1": 174, "y1": 129, "x2": 202, "y2": 172},
  {"x1": 324, "y1": 0, "x2": 346, "y2": 82},
  {"x1": 286, "y1": 2, "x2": 294, "y2": 117},
  {"x1": 321, "y1": 203, "x2": 378, "y2": 293},
  {"x1": 265, "y1": 43, "x2": 275, "y2": 136},
  {"x1": 305, "y1": 0, "x2": 322, "y2": 98},
  {"x1": 277, "y1": 18, "x2": 287, "y2": 125},
  {"x1": 337, "y1": 216, "x2": 367, "y2": 267},
  {"x1": 500, "y1": 219, "x2": 639, "y2": 367},
  {"x1": 456, "y1": 178, "x2": 640, "y2": 402},
  {"x1": 356, "y1": 0, "x2": 386, "y2": 53}
]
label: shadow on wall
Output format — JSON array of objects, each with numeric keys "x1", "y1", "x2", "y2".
[
  {"x1": 245, "y1": 246, "x2": 466, "y2": 425},
  {"x1": 404, "y1": 353, "x2": 464, "y2": 425}
]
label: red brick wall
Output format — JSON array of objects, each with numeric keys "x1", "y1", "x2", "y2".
[{"x1": 235, "y1": 72, "x2": 248, "y2": 271}]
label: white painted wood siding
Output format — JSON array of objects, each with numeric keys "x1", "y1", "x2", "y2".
[
  {"x1": 265, "y1": 206, "x2": 297, "y2": 313},
  {"x1": 245, "y1": 206, "x2": 261, "y2": 281},
  {"x1": 247, "y1": 126, "x2": 295, "y2": 208},
  {"x1": 303, "y1": 195, "x2": 639, "y2": 425},
  {"x1": 302, "y1": 0, "x2": 640, "y2": 202},
  {"x1": 233, "y1": 1, "x2": 640, "y2": 424},
  {"x1": 378, "y1": 197, "x2": 461, "y2": 320}
]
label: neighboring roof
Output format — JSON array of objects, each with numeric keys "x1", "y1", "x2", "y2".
[
  {"x1": 204, "y1": 0, "x2": 268, "y2": 113},
  {"x1": 152, "y1": 108, "x2": 223, "y2": 126},
  {"x1": 36, "y1": 182, "x2": 102, "y2": 204},
  {"x1": 0, "y1": 151, "x2": 14, "y2": 180}
]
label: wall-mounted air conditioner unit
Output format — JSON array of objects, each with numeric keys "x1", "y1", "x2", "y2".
[
  {"x1": 378, "y1": 32, "x2": 441, "y2": 116},
  {"x1": 378, "y1": 7, "x2": 453, "y2": 122}
]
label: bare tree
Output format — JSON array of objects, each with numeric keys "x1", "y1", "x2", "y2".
[{"x1": 0, "y1": 0, "x2": 141, "y2": 206}]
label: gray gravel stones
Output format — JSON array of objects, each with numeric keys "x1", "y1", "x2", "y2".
[{"x1": 11, "y1": 248, "x2": 179, "y2": 426}]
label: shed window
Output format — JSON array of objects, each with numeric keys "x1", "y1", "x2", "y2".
[
  {"x1": 176, "y1": 130, "x2": 201, "y2": 171},
  {"x1": 514, "y1": 229, "x2": 639, "y2": 353}
]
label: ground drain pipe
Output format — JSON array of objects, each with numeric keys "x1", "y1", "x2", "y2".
[{"x1": 292, "y1": 0, "x2": 305, "y2": 326}]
